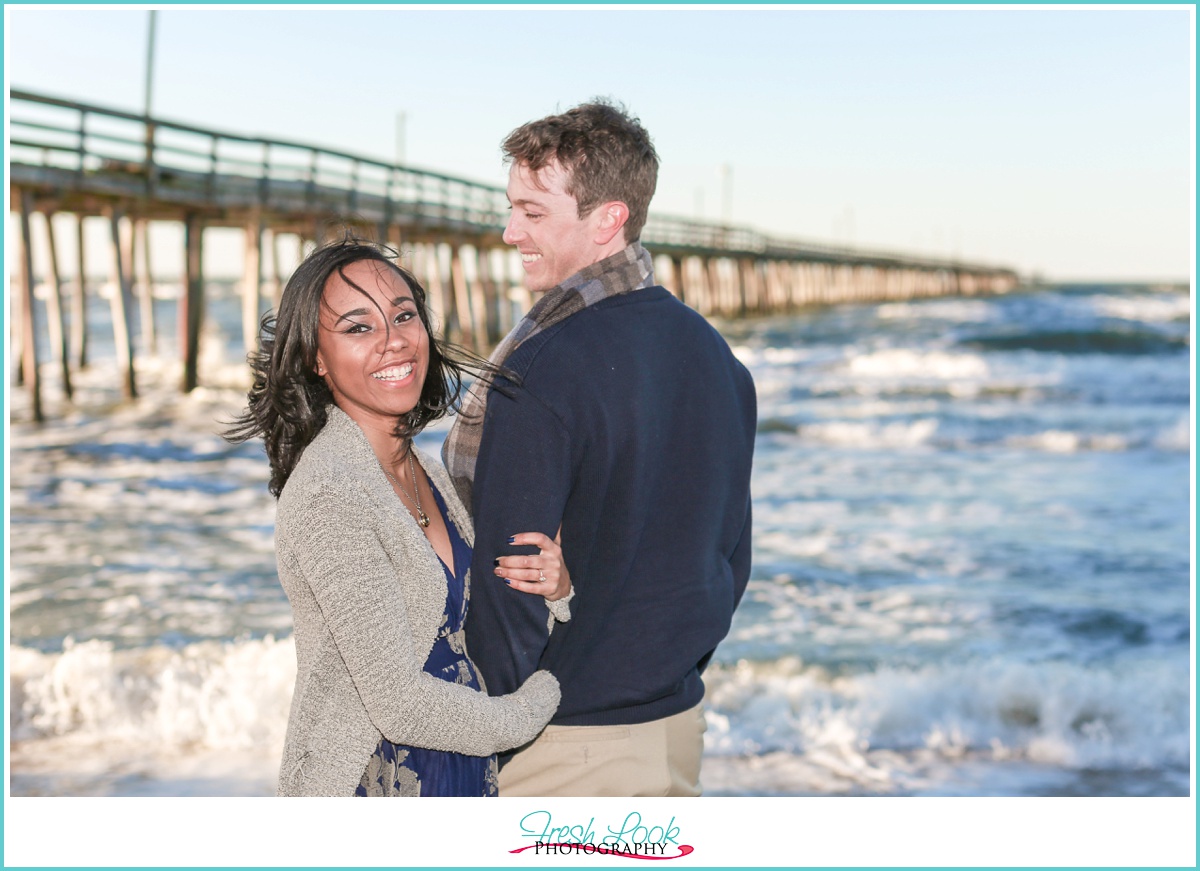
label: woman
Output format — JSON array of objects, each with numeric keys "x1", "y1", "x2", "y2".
[{"x1": 227, "y1": 238, "x2": 570, "y2": 796}]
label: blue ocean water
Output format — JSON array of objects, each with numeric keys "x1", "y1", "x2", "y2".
[{"x1": 6, "y1": 281, "x2": 1192, "y2": 796}]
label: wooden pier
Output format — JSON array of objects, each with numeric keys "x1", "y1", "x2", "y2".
[{"x1": 9, "y1": 89, "x2": 1020, "y2": 422}]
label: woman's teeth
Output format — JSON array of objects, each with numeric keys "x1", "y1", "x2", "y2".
[{"x1": 373, "y1": 363, "x2": 413, "y2": 381}]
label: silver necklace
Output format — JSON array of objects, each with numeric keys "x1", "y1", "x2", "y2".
[{"x1": 383, "y1": 449, "x2": 430, "y2": 528}]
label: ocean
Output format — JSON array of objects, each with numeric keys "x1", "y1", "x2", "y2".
[{"x1": 6, "y1": 280, "x2": 1193, "y2": 797}]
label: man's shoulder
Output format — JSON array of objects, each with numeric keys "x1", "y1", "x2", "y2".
[
  {"x1": 518, "y1": 286, "x2": 741, "y2": 369},
  {"x1": 500, "y1": 288, "x2": 661, "y2": 367},
  {"x1": 539, "y1": 286, "x2": 694, "y2": 343}
]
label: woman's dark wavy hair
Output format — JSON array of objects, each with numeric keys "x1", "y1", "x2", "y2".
[{"x1": 225, "y1": 236, "x2": 480, "y2": 497}]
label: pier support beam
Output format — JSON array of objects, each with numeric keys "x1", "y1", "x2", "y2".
[
  {"x1": 504, "y1": 249, "x2": 532, "y2": 327},
  {"x1": 181, "y1": 214, "x2": 205, "y2": 392},
  {"x1": 408, "y1": 242, "x2": 429, "y2": 316},
  {"x1": 466, "y1": 246, "x2": 490, "y2": 350},
  {"x1": 450, "y1": 244, "x2": 481, "y2": 351},
  {"x1": 105, "y1": 205, "x2": 138, "y2": 399},
  {"x1": 72, "y1": 215, "x2": 89, "y2": 369},
  {"x1": 704, "y1": 258, "x2": 720, "y2": 317},
  {"x1": 423, "y1": 243, "x2": 450, "y2": 340},
  {"x1": 270, "y1": 228, "x2": 285, "y2": 309},
  {"x1": 738, "y1": 258, "x2": 759, "y2": 315},
  {"x1": 17, "y1": 190, "x2": 43, "y2": 421},
  {"x1": 135, "y1": 218, "x2": 157, "y2": 354},
  {"x1": 670, "y1": 257, "x2": 684, "y2": 306},
  {"x1": 243, "y1": 215, "x2": 264, "y2": 355},
  {"x1": 477, "y1": 247, "x2": 503, "y2": 344},
  {"x1": 43, "y1": 212, "x2": 73, "y2": 401},
  {"x1": 386, "y1": 223, "x2": 403, "y2": 255}
]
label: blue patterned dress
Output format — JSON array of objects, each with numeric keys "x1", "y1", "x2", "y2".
[{"x1": 355, "y1": 485, "x2": 498, "y2": 797}]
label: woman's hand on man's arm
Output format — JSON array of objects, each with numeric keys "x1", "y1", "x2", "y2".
[{"x1": 493, "y1": 529, "x2": 571, "y2": 601}]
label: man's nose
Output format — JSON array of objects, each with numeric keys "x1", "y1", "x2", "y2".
[{"x1": 502, "y1": 214, "x2": 522, "y2": 245}]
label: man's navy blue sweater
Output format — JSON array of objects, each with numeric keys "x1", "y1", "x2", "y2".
[{"x1": 466, "y1": 286, "x2": 757, "y2": 727}]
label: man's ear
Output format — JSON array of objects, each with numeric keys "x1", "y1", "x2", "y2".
[{"x1": 594, "y1": 202, "x2": 630, "y2": 245}]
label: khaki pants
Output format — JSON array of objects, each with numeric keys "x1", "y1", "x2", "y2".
[{"x1": 498, "y1": 702, "x2": 706, "y2": 797}]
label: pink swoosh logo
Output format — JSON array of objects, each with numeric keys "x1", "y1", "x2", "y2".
[{"x1": 509, "y1": 843, "x2": 695, "y2": 860}]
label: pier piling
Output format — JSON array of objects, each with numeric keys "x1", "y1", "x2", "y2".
[
  {"x1": 105, "y1": 205, "x2": 138, "y2": 399},
  {"x1": 72, "y1": 215, "x2": 88, "y2": 369},
  {"x1": 17, "y1": 190, "x2": 43, "y2": 421},
  {"x1": 43, "y1": 212, "x2": 73, "y2": 401},
  {"x1": 136, "y1": 219, "x2": 156, "y2": 355},
  {"x1": 243, "y1": 215, "x2": 264, "y2": 356},
  {"x1": 182, "y1": 214, "x2": 204, "y2": 393}
]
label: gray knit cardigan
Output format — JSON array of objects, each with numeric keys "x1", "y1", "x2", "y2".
[{"x1": 273, "y1": 406, "x2": 560, "y2": 796}]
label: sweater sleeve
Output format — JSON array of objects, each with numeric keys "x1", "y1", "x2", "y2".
[
  {"x1": 279, "y1": 483, "x2": 559, "y2": 757},
  {"x1": 697, "y1": 494, "x2": 753, "y2": 675},
  {"x1": 466, "y1": 383, "x2": 575, "y2": 697}
]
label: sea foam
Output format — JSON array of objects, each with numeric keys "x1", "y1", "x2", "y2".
[{"x1": 701, "y1": 652, "x2": 1191, "y2": 795}]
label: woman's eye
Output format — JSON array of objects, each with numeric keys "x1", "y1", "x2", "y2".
[
  {"x1": 344, "y1": 323, "x2": 369, "y2": 334},
  {"x1": 395, "y1": 311, "x2": 416, "y2": 324}
]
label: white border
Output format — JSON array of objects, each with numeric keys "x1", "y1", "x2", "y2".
[{"x1": 4, "y1": 4, "x2": 1196, "y2": 870}]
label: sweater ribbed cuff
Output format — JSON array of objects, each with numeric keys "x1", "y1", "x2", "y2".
[{"x1": 544, "y1": 587, "x2": 574, "y2": 625}]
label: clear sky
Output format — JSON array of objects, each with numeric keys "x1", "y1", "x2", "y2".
[{"x1": 6, "y1": 5, "x2": 1194, "y2": 282}]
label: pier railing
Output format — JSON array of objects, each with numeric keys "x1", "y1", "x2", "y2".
[
  {"x1": 10, "y1": 89, "x2": 508, "y2": 236},
  {"x1": 10, "y1": 89, "x2": 1013, "y2": 275}
]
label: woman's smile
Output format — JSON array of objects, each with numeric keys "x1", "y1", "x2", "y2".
[{"x1": 371, "y1": 361, "x2": 416, "y2": 383}]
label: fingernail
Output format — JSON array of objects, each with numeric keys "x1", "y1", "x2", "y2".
[
  {"x1": 504, "y1": 579, "x2": 511, "y2": 585},
  {"x1": 493, "y1": 558, "x2": 500, "y2": 567},
  {"x1": 507, "y1": 536, "x2": 516, "y2": 544}
]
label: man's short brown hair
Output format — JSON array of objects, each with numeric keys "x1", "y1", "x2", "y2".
[{"x1": 501, "y1": 99, "x2": 659, "y2": 243}]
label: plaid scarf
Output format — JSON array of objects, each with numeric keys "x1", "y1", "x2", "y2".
[{"x1": 442, "y1": 242, "x2": 656, "y2": 508}]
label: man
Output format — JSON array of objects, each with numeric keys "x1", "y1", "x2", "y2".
[{"x1": 442, "y1": 99, "x2": 756, "y2": 797}]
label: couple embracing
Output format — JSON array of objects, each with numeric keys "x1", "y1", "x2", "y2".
[{"x1": 228, "y1": 100, "x2": 757, "y2": 797}]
